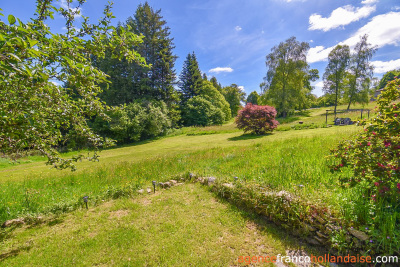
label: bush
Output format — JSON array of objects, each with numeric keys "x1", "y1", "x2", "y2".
[
  {"x1": 330, "y1": 78, "x2": 400, "y2": 203},
  {"x1": 329, "y1": 78, "x2": 400, "y2": 254},
  {"x1": 182, "y1": 81, "x2": 231, "y2": 126},
  {"x1": 182, "y1": 96, "x2": 225, "y2": 126},
  {"x1": 235, "y1": 104, "x2": 279, "y2": 134},
  {"x1": 92, "y1": 100, "x2": 171, "y2": 144}
]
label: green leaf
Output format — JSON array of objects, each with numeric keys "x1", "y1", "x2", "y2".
[{"x1": 8, "y1": 14, "x2": 16, "y2": 25}]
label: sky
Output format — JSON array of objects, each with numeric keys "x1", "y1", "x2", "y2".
[{"x1": 2, "y1": 0, "x2": 400, "y2": 97}]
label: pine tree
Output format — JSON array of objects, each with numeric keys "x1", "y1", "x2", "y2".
[
  {"x1": 179, "y1": 52, "x2": 203, "y2": 102},
  {"x1": 94, "y1": 2, "x2": 178, "y2": 106}
]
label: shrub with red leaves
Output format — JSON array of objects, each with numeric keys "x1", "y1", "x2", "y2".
[{"x1": 235, "y1": 104, "x2": 279, "y2": 135}]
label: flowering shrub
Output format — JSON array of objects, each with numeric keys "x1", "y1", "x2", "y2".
[
  {"x1": 329, "y1": 78, "x2": 400, "y2": 203},
  {"x1": 235, "y1": 104, "x2": 279, "y2": 134}
]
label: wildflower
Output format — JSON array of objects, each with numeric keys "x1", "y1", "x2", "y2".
[
  {"x1": 367, "y1": 142, "x2": 371, "y2": 146},
  {"x1": 397, "y1": 183, "x2": 400, "y2": 191},
  {"x1": 374, "y1": 182, "x2": 379, "y2": 187},
  {"x1": 370, "y1": 240, "x2": 373, "y2": 243}
]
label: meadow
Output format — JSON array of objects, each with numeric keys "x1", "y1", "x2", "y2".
[
  {"x1": 0, "y1": 104, "x2": 376, "y2": 223},
  {"x1": 3, "y1": 103, "x2": 396, "y2": 264}
]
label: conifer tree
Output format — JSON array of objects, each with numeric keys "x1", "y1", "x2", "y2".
[{"x1": 179, "y1": 52, "x2": 203, "y2": 102}]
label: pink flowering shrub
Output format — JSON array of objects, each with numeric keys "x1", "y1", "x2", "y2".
[
  {"x1": 235, "y1": 104, "x2": 279, "y2": 134},
  {"x1": 329, "y1": 78, "x2": 400, "y2": 202}
]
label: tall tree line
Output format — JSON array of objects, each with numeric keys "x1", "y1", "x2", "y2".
[{"x1": 322, "y1": 34, "x2": 376, "y2": 115}]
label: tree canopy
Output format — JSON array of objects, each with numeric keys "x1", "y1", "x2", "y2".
[
  {"x1": 323, "y1": 44, "x2": 350, "y2": 116},
  {"x1": 345, "y1": 34, "x2": 376, "y2": 110},
  {"x1": 0, "y1": 0, "x2": 144, "y2": 170},
  {"x1": 261, "y1": 36, "x2": 317, "y2": 117}
]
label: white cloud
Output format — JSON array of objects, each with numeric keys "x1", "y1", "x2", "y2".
[
  {"x1": 238, "y1": 86, "x2": 245, "y2": 91},
  {"x1": 235, "y1": 26, "x2": 242, "y2": 31},
  {"x1": 392, "y1": 6, "x2": 400, "y2": 11},
  {"x1": 372, "y1": 59, "x2": 400, "y2": 73},
  {"x1": 309, "y1": 5, "x2": 376, "y2": 31},
  {"x1": 308, "y1": 46, "x2": 331, "y2": 63},
  {"x1": 308, "y1": 12, "x2": 400, "y2": 63},
  {"x1": 209, "y1": 67, "x2": 234, "y2": 74},
  {"x1": 361, "y1": 0, "x2": 378, "y2": 5}
]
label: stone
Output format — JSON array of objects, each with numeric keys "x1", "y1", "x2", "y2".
[
  {"x1": 158, "y1": 182, "x2": 164, "y2": 188},
  {"x1": 163, "y1": 182, "x2": 172, "y2": 188},
  {"x1": 222, "y1": 183, "x2": 234, "y2": 189},
  {"x1": 314, "y1": 236, "x2": 325, "y2": 244},
  {"x1": 197, "y1": 177, "x2": 205, "y2": 183},
  {"x1": 137, "y1": 189, "x2": 144, "y2": 194},
  {"x1": 189, "y1": 172, "x2": 195, "y2": 178},
  {"x1": 307, "y1": 238, "x2": 320, "y2": 245},
  {"x1": 316, "y1": 231, "x2": 328, "y2": 239},
  {"x1": 302, "y1": 223, "x2": 316, "y2": 232},
  {"x1": 313, "y1": 214, "x2": 325, "y2": 224},
  {"x1": 169, "y1": 180, "x2": 177, "y2": 185},
  {"x1": 2, "y1": 218, "x2": 25, "y2": 228},
  {"x1": 349, "y1": 229, "x2": 369, "y2": 241},
  {"x1": 207, "y1": 177, "x2": 216, "y2": 185},
  {"x1": 146, "y1": 188, "x2": 152, "y2": 194},
  {"x1": 175, "y1": 183, "x2": 184, "y2": 186},
  {"x1": 275, "y1": 190, "x2": 292, "y2": 201}
]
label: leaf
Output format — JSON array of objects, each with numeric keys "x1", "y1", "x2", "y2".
[{"x1": 8, "y1": 14, "x2": 16, "y2": 25}]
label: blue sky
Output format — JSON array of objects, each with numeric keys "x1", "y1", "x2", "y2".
[{"x1": 2, "y1": 0, "x2": 400, "y2": 96}]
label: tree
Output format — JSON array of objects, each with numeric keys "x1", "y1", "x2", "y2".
[
  {"x1": 179, "y1": 52, "x2": 203, "y2": 103},
  {"x1": 236, "y1": 104, "x2": 279, "y2": 134},
  {"x1": 92, "y1": 100, "x2": 171, "y2": 144},
  {"x1": 261, "y1": 36, "x2": 316, "y2": 117},
  {"x1": 182, "y1": 81, "x2": 231, "y2": 126},
  {"x1": 378, "y1": 69, "x2": 400, "y2": 89},
  {"x1": 221, "y1": 84, "x2": 246, "y2": 117},
  {"x1": 246, "y1": 91, "x2": 260, "y2": 105},
  {"x1": 323, "y1": 45, "x2": 350, "y2": 117},
  {"x1": 210, "y1": 76, "x2": 223, "y2": 92},
  {"x1": 345, "y1": 34, "x2": 376, "y2": 110},
  {"x1": 94, "y1": 2, "x2": 178, "y2": 104},
  {"x1": 0, "y1": 1, "x2": 144, "y2": 170}
]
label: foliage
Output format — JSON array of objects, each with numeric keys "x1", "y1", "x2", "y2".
[
  {"x1": 92, "y1": 2, "x2": 180, "y2": 126},
  {"x1": 182, "y1": 81, "x2": 231, "y2": 126},
  {"x1": 261, "y1": 36, "x2": 317, "y2": 117},
  {"x1": 0, "y1": 1, "x2": 144, "y2": 170},
  {"x1": 323, "y1": 45, "x2": 350, "y2": 116},
  {"x1": 92, "y1": 100, "x2": 171, "y2": 144},
  {"x1": 221, "y1": 84, "x2": 246, "y2": 117},
  {"x1": 182, "y1": 96, "x2": 225, "y2": 126},
  {"x1": 235, "y1": 104, "x2": 278, "y2": 134},
  {"x1": 179, "y1": 52, "x2": 203, "y2": 103},
  {"x1": 330, "y1": 78, "x2": 400, "y2": 202},
  {"x1": 344, "y1": 34, "x2": 376, "y2": 110},
  {"x1": 378, "y1": 69, "x2": 400, "y2": 89},
  {"x1": 210, "y1": 76, "x2": 223, "y2": 92},
  {"x1": 246, "y1": 91, "x2": 260, "y2": 105}
]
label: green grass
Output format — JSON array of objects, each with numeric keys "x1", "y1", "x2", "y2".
[
  {"x1": 0, "y1": 126, "x2": 360, "y2": 222},
  {"x1": 0, "y1": 183, "x2": 326, "y2": 266}
]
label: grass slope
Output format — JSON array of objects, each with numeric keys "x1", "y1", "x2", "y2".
[{"x1": 0, "y1": 184, "x2": 324, "y2": 266}]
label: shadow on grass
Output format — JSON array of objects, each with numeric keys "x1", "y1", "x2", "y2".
[
  {"x1": 228, "y1": 133, "x2": 269, "y2": 141},
  {"x1": 0, "y1": 245, "x2": 32, "y2": 262},
  {"x1": 211, "y1": 191, "x2": 330, "y2": 258}
]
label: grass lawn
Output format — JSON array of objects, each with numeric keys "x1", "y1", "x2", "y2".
[
  {"x1": 0, "y1": 125, "x2": 360, "y2": 222},
  {"x1": 0, "y1": 183, "x2": 325, "y2": 266}
]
